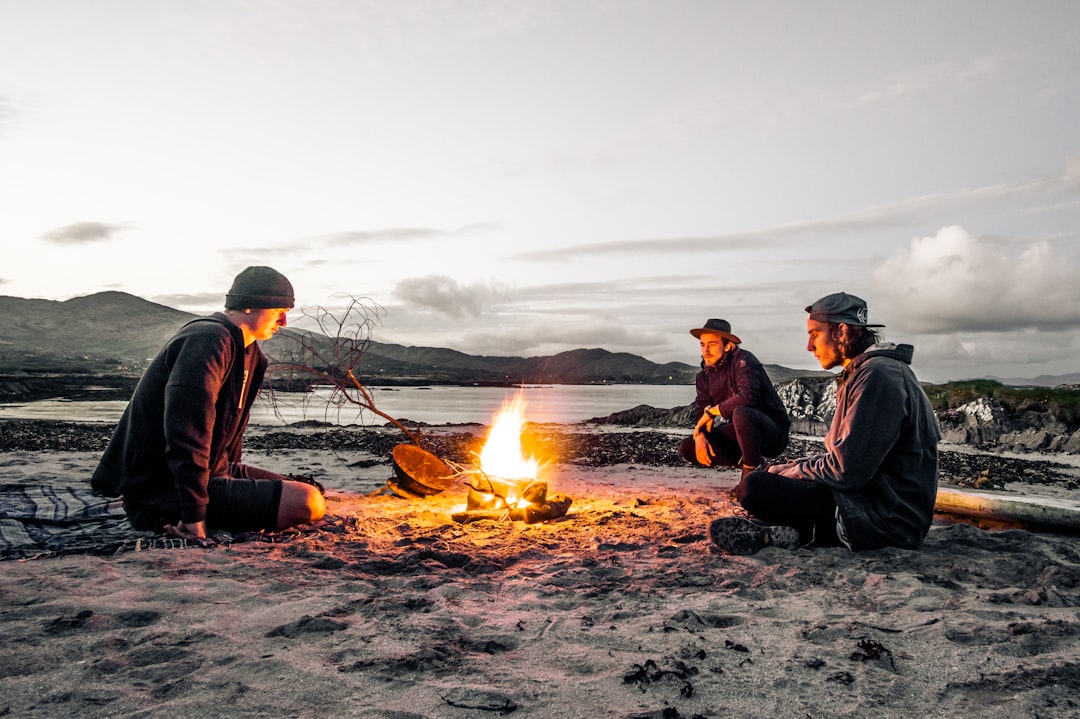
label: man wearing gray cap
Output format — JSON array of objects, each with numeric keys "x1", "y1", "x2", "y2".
[
  {"x1": 710, "y1": 292, "x2": 940, "y2": 555},
  {"x1": 93, "y1": 266, "x2": 326, "y2": 545}
]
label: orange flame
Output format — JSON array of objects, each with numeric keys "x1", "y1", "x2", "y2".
[
  {"x1": 453, "y1": 393, "x2": 571, "y2": 523},
  {"x1": 479, "y1": 394, "x2": 540, "y2": 484}
]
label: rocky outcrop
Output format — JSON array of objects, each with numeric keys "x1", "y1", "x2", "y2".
[
  {"x1": 591, "y1": 378, "x2": 1080, "y2": 456},
  {"x1": 587, "y1": 403, "x2": 695, "y2": 429},
  {"x1": 996, "y1": 411, "x2": 1072, "y2": 452},
  {"x1": 1064, "y1": 429, "x2": 1080, "y2": 454},
  {"x1": 775, "y1": 377, "x2": 835, "y2": 436},
  {"x1": 588, "y1": 377, "x2": 837, "y2": 434},
  {"x1": 935, "y1": 397, "x2": 1079, "y2": 454},
  {"x1": 937, "y1": 397, "x2": 1011, "y2": 445}
]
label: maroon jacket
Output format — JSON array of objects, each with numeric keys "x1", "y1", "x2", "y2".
[{"x1": 694, "y1": 346, "x2": 790, "y2": 429}]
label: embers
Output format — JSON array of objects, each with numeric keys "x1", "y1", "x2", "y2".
[{"x1": 452, "y1": 476, "x2": 572, "y2": 525}]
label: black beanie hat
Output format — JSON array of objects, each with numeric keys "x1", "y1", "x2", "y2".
[{"x1": 225, "y1": 266, "x2": 295, "y2": 310}]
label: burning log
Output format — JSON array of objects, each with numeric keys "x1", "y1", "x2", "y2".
[
  {"x1": 451, "y1": 394, "x2": 573, "y2": 524},
  {"x1": 452, "y1": 476, "x2": 572, "y2": 524},
  {"x1": 370, "y1": 393, "x2": 574, "y2": 523}
]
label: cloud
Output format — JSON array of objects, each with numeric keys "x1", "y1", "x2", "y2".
[
  {"x1": 319, "y1": 223, "x2": 500, "y2": 247},
  {"x1": 220, "y1": 224, "x2": 498, "y2": 264},
  {"x1": 512, "y1": 168, "x2": 1079, "y2": 263},
  {"x1": 392, "y1": 275, "x2": 505, "y2": 319},
  {"x1": 40, "y1": 222, "x2": 125, "y2": 245},
  {"x1": 854, "y1": 55, "x2": 1006, "y2": 105},
  {"x1": 457, "y1": 319, "x2": 643, "y2": 359},
  {"x1": 873, "y1": 225, "x2": 1080, "y2": 334},
  {"x1": 322, "y1": 228, "x2": 444, "y2": 246},
  {"x1": 152, "y1": 291, "x2": 223, "y2": 312}
]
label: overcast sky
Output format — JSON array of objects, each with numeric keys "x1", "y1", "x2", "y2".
[{"x1": 2, "y1": 1, "x2": 1079, "y2": 383}]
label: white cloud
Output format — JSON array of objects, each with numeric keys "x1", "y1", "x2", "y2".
[
  {"x1": 873, "y1": 225, "x2": 1080, "y2": 333},
  {"x1": 392, "y1": 275, "x2": 505, "y2": 319}
]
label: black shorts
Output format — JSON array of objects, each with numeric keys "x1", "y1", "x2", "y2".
[
  {"x1": 124, "y1": 475, "x2": 283, "y2": 533},
  {"x1": 205, "y1": 475, "x2": 283, "y2": 532}
]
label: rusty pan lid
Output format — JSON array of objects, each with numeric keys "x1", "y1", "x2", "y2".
[{"x1": 391, "y1": 444, "x2": 455, "y2": 496}]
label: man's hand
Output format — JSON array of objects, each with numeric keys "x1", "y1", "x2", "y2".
[
  {"x1": 768, "y1": 462, "x2": 801, "y2": 479},
  {"x1": 163, "y1": 520, "x2": 219, "y2": 547},
  {"x1": 694, "y1": 432, "x2": 715, "y2": 467},
  {"x1": 693, "y1": 410, "x2": 717, "y2": 466}
]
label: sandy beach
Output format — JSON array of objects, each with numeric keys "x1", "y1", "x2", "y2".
[{"x1": 2, "y1": 422, "x2": 1079, "y2": 718}]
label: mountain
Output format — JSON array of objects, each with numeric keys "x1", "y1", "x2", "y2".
[
  {"x1": 349, "y1": 343, "x2": 701, "y2": 385},
  {"x1": 0, "y1": 290, "x2": 816, "y2": 387},
  {"x1": 986, "y1": 373, "x2": 1080, "y2": 388},
  {"x1": 0, "y1": 292, "x2": 196, "y2": 371}
]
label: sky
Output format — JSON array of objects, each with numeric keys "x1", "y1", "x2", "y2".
[{"x1": 2, "y1": 1, "x2": 1079, "y2": 384}]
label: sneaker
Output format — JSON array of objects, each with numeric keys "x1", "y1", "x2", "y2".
[{"x1": 708, "y1": 516, "x2": 801, "y2": 555}]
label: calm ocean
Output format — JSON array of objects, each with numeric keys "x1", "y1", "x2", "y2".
[{"x1": 0, "y1": 384, "x2": 694, "y2": 426}]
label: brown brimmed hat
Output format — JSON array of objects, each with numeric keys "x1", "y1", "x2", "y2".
[
  {"x1": 225, "y1": 266, "x2": 295, "y2": 310},
  {"x1": 689, "y1": 318, "x2": 741, "y2": 344},
  {"x1": 805, "y1": 292, "x2": 884, "y2": 327}
]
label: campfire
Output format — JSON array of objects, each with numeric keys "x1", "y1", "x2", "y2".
[{"x1": 452, "y1": 395, "x2": 572, "y2": 524}]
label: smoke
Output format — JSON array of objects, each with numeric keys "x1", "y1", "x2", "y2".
[{"x1": 873, "y1": 225, "x2": 1080, "y2": 333}]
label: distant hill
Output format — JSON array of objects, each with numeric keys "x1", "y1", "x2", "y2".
[
  {"x1": 0, "y1": 292, "x2": 195, "y2": 372},
  {"x1": 987, "y1": 373, "x2": 1080, "y2": 388},
  {"x1": 0, "y1": 290, "x2": 829, "y2": 387}
]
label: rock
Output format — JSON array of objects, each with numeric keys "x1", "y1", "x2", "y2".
[
  {"x1": 1016, "y1": 410, "x2": 1069, "y2": 434},
  {"x1": 999, "y1": 428, "x2": 1056, "y2": 452},
  {"x1": 975, "y1": 405, "x2": 1074, "y2": 453},
  {"x1": 1063, "y1": 428, "x2": 1080, "y2": 454},
  {"x1": 586, "y1": 403, "x2": 693, "y2": 428},
  {"x1": 776, "y1": 377, "x2": 835, "y2": 435},
  {"x1": 937, "y1": 397, "x2": 1011, "y2": 445}
]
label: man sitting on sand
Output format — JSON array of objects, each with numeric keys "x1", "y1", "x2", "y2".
[
  {"x1": 709, "y1": 292, "x2": 941, "y2": 555},
  {"x1": 679, "y1": 319, "x2": 791, "y2": 480},
  {"x1": 92, "y1": 266, "x2": 325, "y2": 545}
]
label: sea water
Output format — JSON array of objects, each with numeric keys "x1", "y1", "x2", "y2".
[{"x1": 0, "y1": 384, "x2": 695, "y2": 427}]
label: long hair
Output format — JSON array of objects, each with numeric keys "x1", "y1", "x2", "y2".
[{"x1": 833, "y1": 323, "x2": 880, "y2": 361}]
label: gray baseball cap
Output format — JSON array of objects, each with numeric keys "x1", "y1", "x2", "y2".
[{"x1": 805, "y1": 292, "x2": 884, "y2": 327}]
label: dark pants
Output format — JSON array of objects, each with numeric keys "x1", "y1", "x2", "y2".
[
  {"x1": 123, "y1": 462, "x2": 285, "y2": 532},
  {"x1": 679, "y1": 405, "x2": 790, "y2": 468},
  {"x1": 733, "y1": 470, "x2": 842, "y2": 546}
]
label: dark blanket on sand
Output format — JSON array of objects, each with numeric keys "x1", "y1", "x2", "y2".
[
  {"x1": 0, "y1": 483, "x2": 320, "y2": 559},
  {"x1": 0, "y1": 484, "x2": 196, "y2": 559}
]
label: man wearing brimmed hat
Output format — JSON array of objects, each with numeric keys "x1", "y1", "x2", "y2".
[
  {"x1": 710, "y1": 292, "x2": 940, "y2": 556},
  {"x1": 679, "y1": 318, "x2": 791, "y2": 480},
  {"x1": 93, "y1": 266, "x2": 325, "y2": 545}
]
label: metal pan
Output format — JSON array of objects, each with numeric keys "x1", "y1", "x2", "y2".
[{"x1": 390, "y1": 444, "x2": 455, "y2": 496}]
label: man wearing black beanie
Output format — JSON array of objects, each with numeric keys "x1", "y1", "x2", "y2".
[{"x1": 92, "y1": 266, "x2": 325, "y2": 544}]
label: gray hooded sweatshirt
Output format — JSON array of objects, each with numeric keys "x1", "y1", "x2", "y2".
[{"x1": 785, "y1": 343, "x2": 941, "y2": 550}]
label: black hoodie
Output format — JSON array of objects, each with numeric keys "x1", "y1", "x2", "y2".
[
  {"x1": 782, "y1": 343, "x2": 941, "y2": 550},
  {"x1": 92, "y1": 313, "x2": 266, "y2": 524}
]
